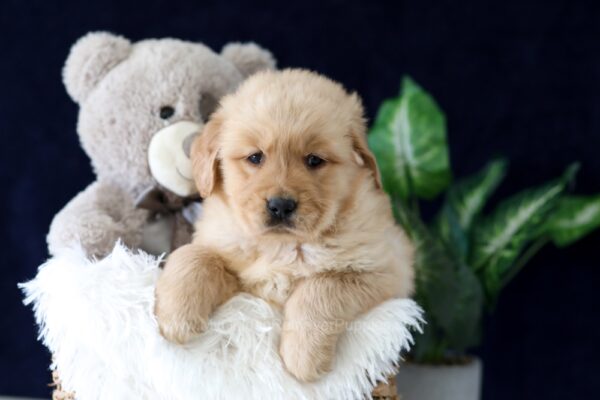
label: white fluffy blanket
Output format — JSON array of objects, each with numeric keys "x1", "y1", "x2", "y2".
[{"x1": 21, "y1": 243, "x2": 422, "y2": 400}]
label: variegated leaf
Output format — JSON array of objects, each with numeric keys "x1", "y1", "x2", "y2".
[{"x1": 368, "y1": 77, "x2": 451, "y2": 200}]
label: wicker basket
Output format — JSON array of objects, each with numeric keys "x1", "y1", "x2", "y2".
[
  {"x1": 372, "y1": 374, "x2": 400, "y2": 400},
  {"x1": 51, "y1": 370, "x2": 399, "y2": 399},
  {"x1": 51, "y1": 371, "x2": 75, "y2": 400}
]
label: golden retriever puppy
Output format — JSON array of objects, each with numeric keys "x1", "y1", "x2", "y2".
[{"x1": 154, "y1": 69, "x2": 414, "y2": 382}]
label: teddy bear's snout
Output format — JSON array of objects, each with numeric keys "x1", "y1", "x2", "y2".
[
  {"x1": 148, "y1": 121, "x2": 203, "y2": 197},
  {"x1": 182, "y1": 131, "x2": 198, "y2": 158}
]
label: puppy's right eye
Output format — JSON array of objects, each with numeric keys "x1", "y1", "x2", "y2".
[{"x1": 247, "y1": 152, "x2": 263, "y2": 165}]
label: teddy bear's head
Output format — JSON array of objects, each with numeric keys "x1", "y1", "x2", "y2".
[{"x1": 64, "y1": 32, "x2": 275, "y2": 198}]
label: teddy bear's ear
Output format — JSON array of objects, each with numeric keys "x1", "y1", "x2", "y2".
[
  {"x1": 63, "y1": 32, "x2": 132, "y2": 103},
  {"x1": 221, "y1": 42, "x2": 276, "y2": 78}
]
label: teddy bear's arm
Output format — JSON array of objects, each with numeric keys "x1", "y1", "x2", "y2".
[{"x1": 47, "y1": 181, "x2": 148, "y2": 258}]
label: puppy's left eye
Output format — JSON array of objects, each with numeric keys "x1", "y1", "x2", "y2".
[
  {"x1": 305, "y1": 154, "x2": 325, "y2": 169},
  {"x1": 247, "y1": 152, "x2": 264, "y2": 165}
]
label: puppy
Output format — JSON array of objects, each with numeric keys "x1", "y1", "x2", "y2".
[{"x1": 154, "y1": 69, "x2": 414, "y2": 382}]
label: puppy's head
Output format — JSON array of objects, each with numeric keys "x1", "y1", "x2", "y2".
[{"x1": 191, "y1": 69, "x2": 381, "y2": 239}]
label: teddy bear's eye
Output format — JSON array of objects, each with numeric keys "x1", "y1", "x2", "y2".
[
  {"x1": 159, "y1": 106, "x2": 175, "y2": 120},
  {"x1": 199, "y1": 94, "x2": 218, "y2": 122}
]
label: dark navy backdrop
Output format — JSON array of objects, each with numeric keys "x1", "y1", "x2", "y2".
[{"x1": 1, "y1": 0, "x2": 599, "y2": 398}]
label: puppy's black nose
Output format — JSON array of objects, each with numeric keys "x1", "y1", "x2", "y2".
[{"x1": 267, "y1": 197, "x2": 297, "y2": 220}]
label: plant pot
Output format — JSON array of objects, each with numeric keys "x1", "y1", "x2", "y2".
[{"x1": 395, "y1": 357, "x2": 482, "y2": 400}]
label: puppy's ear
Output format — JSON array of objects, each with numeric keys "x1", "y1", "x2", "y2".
[
  {"x1": 352, "y1": 131, "x2": 382, "y2": 190},
  {"x1": 191, "y1": 115, "x2": 222, "y2": 198},
  {"x1": 348, "y1": 93, "x2": 382, "y2": 190}
]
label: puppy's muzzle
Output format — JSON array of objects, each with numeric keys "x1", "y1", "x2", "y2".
[{"x1": 266, "y1": 197, "x2": 297, "y2": 225}]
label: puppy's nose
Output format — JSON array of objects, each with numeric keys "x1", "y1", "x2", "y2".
[{"x1": 267, "y1": 197, "x2": 297, "y2": 220}]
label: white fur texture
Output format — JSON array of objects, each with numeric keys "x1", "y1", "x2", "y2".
[{"x1": 21, "y1": 243, "x2": 423, "y2": 400}]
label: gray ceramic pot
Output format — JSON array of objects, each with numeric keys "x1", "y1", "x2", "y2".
[{"x1": 395, "y1": 357, "x2": 482, "y2": 400}]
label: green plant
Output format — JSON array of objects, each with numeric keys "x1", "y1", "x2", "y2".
[{"x1": 368, "y1": 77, "x2": 600, "y2": 364}]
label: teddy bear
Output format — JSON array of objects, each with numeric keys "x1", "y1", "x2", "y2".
[{"x1": 47, "y1": 32, "x2": 276, "y2": 259}]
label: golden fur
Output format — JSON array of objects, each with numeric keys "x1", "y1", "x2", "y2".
[{"x1": 154, "y1": 69, "x2": 414, "y2": 382}]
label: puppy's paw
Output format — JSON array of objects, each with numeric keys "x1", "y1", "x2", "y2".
[
  {"x1": 153, "y1": 244, "x2": 239, "y2": 344},
  {"x1": 154, "y1": 301, "x2": 209, "y2": 344},
  {"x1": 279, "y1": 327, "x2": 336, "y2": 382},
  {"x1": 157, "y1": 318, "x2": 205, "y2": 344}
]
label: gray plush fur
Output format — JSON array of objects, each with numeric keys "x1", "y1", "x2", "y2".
[{"x1": 48, "y1": 32, "x2": 275, "y2": 258}]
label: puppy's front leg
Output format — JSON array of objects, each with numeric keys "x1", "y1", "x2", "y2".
[
  {"x1": 280, "y1": 271, "x2": 396, "y2": 382},
  {"x1": 155, "y1": 244, "x2": 239, "y2": 344}
]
